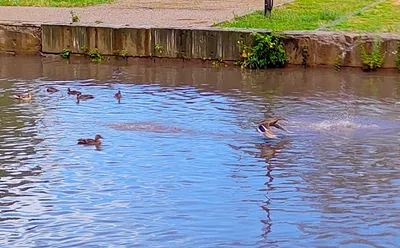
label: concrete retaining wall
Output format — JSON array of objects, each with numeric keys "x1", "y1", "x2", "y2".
[
  {"x1": 0, "y1": 22, "x2": 41, "y2": 54},
  {"x1": 1, "y1": 21, "x2": 400, "y2": 68}
]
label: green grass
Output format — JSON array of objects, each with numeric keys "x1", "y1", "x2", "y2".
[
  {"x1": 217, "y1": 0, "x2": 377, "y2": 31},
  {"x1": 0, "y1": 0, "x2": 113, "y2": 7},
  {"x1": 330, "y1": 1, "x2": 400, "y2": 33}
]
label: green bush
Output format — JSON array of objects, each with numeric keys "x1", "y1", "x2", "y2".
[
  {"x1": 238, "y1": 32, "x2": 287, "y2": 69},
  {"x1": 396, "y1": 42, "x2": 400, "y2": 71},
  {"x1": 60, "y1": 48, "x2": 70, "y2": 59},
  {"x1": 360, "y1": 39, "x2": 385, "y2": 71},
  {"x1": 87, "y1": 48, "x2": 104, "y2": 63}
]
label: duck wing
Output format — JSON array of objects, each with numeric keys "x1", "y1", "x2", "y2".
[
  {"x1": 13, "y1": 94, "x2": 30, "y2": 100},
  {"x1": 47, "y1": 88, "x2": 59, "y2": 93},
  {"x1": 263, "y1": 129, "x2": 278, "y2": 139},
  {"x1": 273, "y1": 123, "x2": 293, "y2": 133},
  {"x1": 77, "y1": 138, "x2": 95, "y2": 144},
  {"x1": 69, "y1": 90, "x2": 81, "y2": 95},
  {"x1": 257, "y1": 124, "x2": 268, "y2": 133},
  {"x1": 80, "y1": 94, "x2": 94, "y2": 99}
]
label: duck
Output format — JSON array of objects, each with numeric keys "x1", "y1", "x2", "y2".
[
  {"x1": 76, "y1": 92, "x2": 94, "y2": 101},
  {"x1": 46, "y1": 87, "x2": 59, "y2": 93},
  {"x1": 115, "y1": 90, "x2": 122, "y2": 99},
  {"x1": 77, "y1": 134, "x2": 103, "y2": 145},
  {"x1": 13, "y1": 92, "x2": 32, "y2": 101},
  {"x1": 257, "y1": 117, "x2": 292, "y2": 139},
  {"x1": 68, "y1": 88, "x2": 81, "y2": 95}
]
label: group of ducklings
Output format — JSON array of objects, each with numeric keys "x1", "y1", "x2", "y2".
[{"x1": 12, "y1": 86, "x2": 123, "y2": 147}]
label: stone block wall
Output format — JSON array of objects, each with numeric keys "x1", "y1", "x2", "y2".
[
  {"x1": 1, "y1": 21, "x2": 399, "y2": 68},
  {"x1": 0, "y1": 22, "x2": 41, "y2": 54}
]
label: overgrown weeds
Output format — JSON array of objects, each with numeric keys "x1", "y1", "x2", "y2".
[
  {"x1": 396, "y1": 42, "x2": 400, "y2": 71},
  {"x1": 114, "y1": 49, "x2": 129, "y2": 58},
  {"x1": 60, "y1": 48, "x2": 71, "y2": 59},
  {"x1": 237, "y1": 32, "x2": 287, "y2": 69},
  {"x1": 360, "y1": 38, "x2": 385, "y2": 71},
  {"x1": 87, "y1": 48, "x2": 104, "y2": 63},
  {"x1": 70, "y1": 10, "x2": 80, "y2": 22}
]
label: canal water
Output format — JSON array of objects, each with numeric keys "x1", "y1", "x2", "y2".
[{"x1": 0, "y1": 56, "x2": 399, "y2": 247}]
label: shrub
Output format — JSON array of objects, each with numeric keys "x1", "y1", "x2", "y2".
[
  {"x1": 396, "y1": 42, "x2": 400, "y2": 71},
  {"x1": 360, "y1": 39, "x2": 385, "y2": 71},
  {"x1": 237, "y1": 32, "x2": 287, "y2": 69}
]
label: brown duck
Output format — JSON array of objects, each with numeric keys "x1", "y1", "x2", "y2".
[
  {"x1": 68, "y1": 88, "x2": 81, "y2": 95},
  {"x1": 115, "y1": 90, "x2": 122, "y2": 99},
  {"x1": 77, "y1": 134, "x2": 103, "y2": 145},
  {"x1": 76, "y1": 92, "x2": 95, "y2": 101},
  {"x1": 257, "y1": 117, "x2": 292, "y2": 139},
  {"x1": 46, "y1": 87, "x2": 59, "y2": 93},
  {"x1": 13, "y1": 92, "x2": 32, "y2": 101}
]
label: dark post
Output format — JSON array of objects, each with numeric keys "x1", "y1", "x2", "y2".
[{"x1": 264, "y1": 0, "x2": 274, "y2": 17}]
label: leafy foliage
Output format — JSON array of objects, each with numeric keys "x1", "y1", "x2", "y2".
[
  {"x1": 360, "y1": 39, "x2": 385, "y2": 71},
  {"x1": 114, "y1": 49, "x2": 129, "y2": 58},
  {"x1": 237, "y1": 33, "x2": 287, "y2": 69},
  {"x1": 334, "y1": 56, "x2": 341, "y2": 71},
  {"x1": 70, "y1": 10, "x2": 80, "y2": 22},
  {"x1": 396, "y1": 42, "x2": 400, "y2": 71},
  {"x1": 154, "y1": 43, "x2": 164, "y2": 56},
  {"x1": 60, "y1": 48, "x2": 71, "y2": 59},
  {"x1": 87, "y1": 48, "x2": 104, "y2": 63}
]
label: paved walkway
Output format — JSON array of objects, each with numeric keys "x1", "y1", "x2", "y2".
[{"x1": 0, "y1": 0, "x2": 290, "y2": 27}]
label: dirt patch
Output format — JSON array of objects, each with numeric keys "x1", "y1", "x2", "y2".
[{"x1": 392, "y1": 0, "x2": 400, "y2": 6}]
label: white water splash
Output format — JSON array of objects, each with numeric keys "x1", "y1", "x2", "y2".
[{"x1": 309, "y1": 120, "x2": 378, "y2": 132}]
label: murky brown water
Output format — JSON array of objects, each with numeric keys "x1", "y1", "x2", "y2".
[{"x1": 0, "y1": 56, "x2": 399, "y2": 247}]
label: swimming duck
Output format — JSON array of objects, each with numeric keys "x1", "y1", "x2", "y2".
[
  {"x1": 13, "y1": 92, "x2": 32, "y2": 101},
  {"x1": 46, "y1": 87, "x2": 59, "y2": 93},
  {"x1": 76, "y1": 92, "x2": 94, "y2": 100},
  {"x1": 77, "y1": 134, "x2": 103, "y2": 145},
  {"x1": 115, "y1": 90, "x2": 122, "y2": 99},
  {"x1": 68, "y1": 88, "x2": 81, "y2": 95},
  {"x1": 257, "y1": 117, "x2": 292, "y2": 139}
]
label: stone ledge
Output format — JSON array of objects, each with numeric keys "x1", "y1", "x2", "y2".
[{"x1": 1, "y1": 21, "x2": 399, "y2": 68}]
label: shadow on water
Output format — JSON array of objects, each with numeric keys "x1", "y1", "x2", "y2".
[{"x1": 0, "y1": 55, "x2": 399, "y2": 247}]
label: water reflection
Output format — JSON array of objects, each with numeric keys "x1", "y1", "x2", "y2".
[{"x1": 0, "y1": 56, "x2": 399, "y2": 247}]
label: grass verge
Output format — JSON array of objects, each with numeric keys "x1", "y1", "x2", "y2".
[
  {"x1": 0, "y1": 0, "x2": 113, "y2": 7},
  {"x1": 217, "y1": 0, "x2": 378, "y2": 31},
  {"x1": 329, "y1": 0, "x2": 400, "y2": 33}
]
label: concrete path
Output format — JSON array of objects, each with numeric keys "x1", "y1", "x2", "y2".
[{"x1": 0, "y1": 0, "x2": 290, "y2": 27}]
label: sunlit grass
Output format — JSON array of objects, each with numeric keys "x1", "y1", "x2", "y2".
[
  {"x1": 330, "y1": 0, "x2": 400, "y2": 33},
  {"x1": 217, "y1": 0, "x2": 377, "y2": 31},
  {"x1": 0, "y1": 0, "x2": 113, "y2": 7}
]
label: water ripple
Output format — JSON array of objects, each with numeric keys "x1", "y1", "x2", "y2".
[{"x1": 0, "y1": 57, "x2": 399, "y2": 247}]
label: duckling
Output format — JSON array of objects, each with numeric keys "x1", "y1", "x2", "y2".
[
  {"x1": 76, "y1": 92, "x2": 94, "y2": 100},
  {"x1": 257, "y1": 117, "x2": 292, "y2": 139},
  {"x1": 68, "y1": 88, "x2": 81, "y2": 95},
  {"x1": 115, "y1": 90, "x2": 122, "y2": 99},
  {"x1": 13, "y1": 92, "x2": 32, "y2": 101},
  {"x1": 77, "y1": 134, "x2": 103, "y2": 145},
  {"x1": 46, "y1": 87, "x2": 59, "y2": 93}
]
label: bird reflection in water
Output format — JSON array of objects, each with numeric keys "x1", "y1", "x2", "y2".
[
  {"x1": 230, "y1": 140, "x2": 289, "y2": 163},
  {"x1": 229, "y1": 139, "x2": 289, "y2": 242}
]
